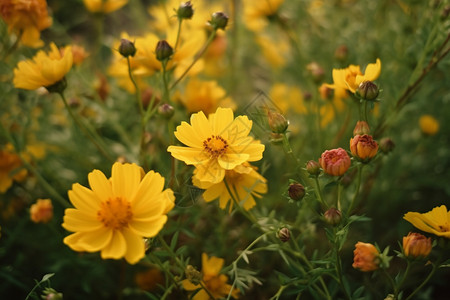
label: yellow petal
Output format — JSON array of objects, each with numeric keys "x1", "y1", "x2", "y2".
[
  {"x1": 167, "y1": 146, "x2": 208, "y2": 165},
  {"x1": 77, "y1": 227, "x2": 113, "y2": 252},
  {"x1": 111, "y1": 163, "x2": 141, "y2": 200},
  {"x1": 173, "y1": 122, "x2": 204, "y2": 148},
  {"x1": 88, "y1": 169, "x2": 113, "y2": 201},
  {"x1": 128, "y1": 215, "x2": 168, "y2": 237},
  {"x1": 363, "y1": 58, "x2": 381, "y2": 82},
  {"x1": 68, "y1": 183, "x2": 100, "y2": 212},
  {"x1": 202, "y1": 253, "x2": 224, "y2": 276},
  {"x1": 218, "y1": 153, "x2": 250, "y2": 170},
  {"x1": 101, "y1": 230, "x2": 126, "y2": 259},
  {"x1": 190, "y1": 111, "x2": 212, "y2": 139},
  {"x1": 122, "y1": 228, "x2": 145, "y2": 264},
  {"x1": 62, "y1": 208, "x2": 102, "y2": 232},
  {"x1": 210, "y1": 107, "x2": 234, "y2": 136}
]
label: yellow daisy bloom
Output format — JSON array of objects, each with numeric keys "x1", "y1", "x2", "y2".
[
  {"x1": 13, "y1": 43, "x2": 73, "y2": 90},
  {"x1": 404, "y1": 205, "x2": 450, "y2": 238},
  {"x1": 243, "y1": 0, "x2": 284, "y2": 32},
  {"x1": 193, "y1": 163, "x2": 267, "y2": 211},
  {"x1": 83, "y1": 0, "x2": 128, "y2": 14},
  {"x1": 62, "y1": 162, "x2": 175, "y2": 264},
  {"x1": 168, "y1": 107, "x2": 265, "y2": 184},
  {"x1": 182, "y1": 253, "x2": 239, "y2": 300},
  {"x1": 419, "y1": 114, "x2": 439, "y2": 136},
  {"x1": 326, "y1": 58, "x2": 381, "y2": 93}
]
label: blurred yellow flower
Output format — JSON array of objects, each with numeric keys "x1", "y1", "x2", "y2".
[
  {"x1": 404, "y1": 205, "x2": 450, "y2": 238},
  {"x1": 243, "y1": 0, "x2": 284, "y2": 32},
  {"x1": 193, "y1": 163, "x2": 267, "y2": 211},
  {"x1": 326, "y1": 58, "x2": 381, "y2": 93},
  {"x1": 62, "y1": 162, "x2": 175, "y2": 264},
  {"x1": 30, "y1": 199, "x2": 53, "y2": 223},
  {"x1": 0, "y1": 143, "x2": 27, "y2": 193},
  {"x1": 83, "y1": 0, "x2": 128, "y2": 14},
  {"x1": 0, "y1": 0, "x2": 52, "y2": 48},
  {"x1": 67, "y1": 45, "x2": 89, "y2": 66},
  {"x1": 255, "y1": 34, "x2": 289, "y2": 68},
  {"x1": 177, "y1": 78, "x2": 236, "y2": 115},
  {"x1": 13, "y1": 43, "x2": 73, "y2": 90},
  {"x1": 270, "y1": 83, "x2": 307, "y2": 114},
  {"x1": 168, "y1": 107, "x2": 265, "y2": 184},
  {"x1": 419, "y1": 114, "x2": 439, "y2": 136},
  {"x1": 182, "y1": 253, "x2": 239, "y2": 299}
]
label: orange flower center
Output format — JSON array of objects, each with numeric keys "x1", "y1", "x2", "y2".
[
  {"x1": 203, "y1": 135, "x2": 229, "y2": 157},
  {"x1": 97, "y1": 197, "x2": 133, "y2": 230}
]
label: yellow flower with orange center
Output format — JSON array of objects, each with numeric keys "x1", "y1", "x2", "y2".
[
  {"x1": 13, "y1": 43, "x2": 73, "y2": 90},
  {"x1": 352, "y1": 242, "x2": 379, "y2": 272},
  {"x1": 62, "y1": 162, "x2": 175, "y2": 264},
  {"x1": 82, "y1": 0, "x2": 128, "y2": 13},
  {"x1": 168, "y1": 107, "x2": 265, "y2": 184},
  {"x1": 326, "y1": 58, "x2": 381, "y2": 93},
  {"x1": 0, "y1": 0, "x2": 52, "y2": 48},
  {"x1": 404, "y1": 205, "x2": 450, "y2": 238},
  {"x1": 182, "y1": 253, "x2": 239, "y2": 299},
  {"x1": 193, "y1": 163, "x2": 267, "y2": 211},
  {"x1": 30, "y1": 199, "x2": 53, "y2": 223}
]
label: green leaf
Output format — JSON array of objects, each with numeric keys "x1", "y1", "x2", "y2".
[{"x1": 40, "y1": 273, "x2": 55, "y2": 283}]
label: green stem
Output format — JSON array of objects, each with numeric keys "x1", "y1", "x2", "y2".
[
  {"x1": 382, "y1": 268, "x2": 397, "y2": 297},
  {"x1": 161, "y1": 60, "x2": 171, "y2": 102},
  {"x1": 174, "y1": 18, "x2": 183, "y2": 51},
  {"x1": 334, "y1": 228, "x2": 351, "y2": 300},
  {"x1": 364, "y1": 100, "x2": 369, "y2": 123},
  {"x1": 337, "y1": 181, "x2": 343, "y2": 210},
  {"x1": 394, "y1": 260, "x2": 411, "y2": 299},
  {"x1": 404, "y1": 263, "x2": 437, "y2": 300},
  {"x1": 347, "y1": 163, "x2": 363, "y2": 215},
  {"x1": 313, "y1": 176, "x2": 326, "y2": 209}
]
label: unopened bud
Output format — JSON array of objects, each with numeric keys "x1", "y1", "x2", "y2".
[
  {"x1": 158, "y1": 103, "x2": 174, "y2": 119},
  {"x1": 353, "y1": 121, "x2": 371, "y2": 136},
  {"x1": 306, "y1": 160, "x2": 321, "y2": 176},
  {"x1": 288, "y1": 183, "x2": 305, "y2": 201},
  {"x1": 185, "y1": 265, "x2": 202, "y2": 285},
  {"x1": 356, "y1": 81, "x2": 379, "y2": 100},
  {"x1": 269, "y1": 132, "x2": 284, "y2": 145},
  {"x1": 306, "y1": 62, "x2": 325, "y2": 83},
  {"x1": 41, "y1": 288, "x2": 63, "y2": 300},
  {"x1": 324, "y1": 207, "x2": 342, "y2": 226},
  {"x1": 277, "y1": 227, "x2": 290, "y2": 243},
  {"x1": 267, "y1": 110, "x2": 288, "y2": 133},
  {"x1": 334, "y1": 45, "x2": 348, "y2": 61},
  {"x1": 118, "y1": 39, "x2": 136, "y2": 58},
  {"x1": 318, "y1": 84, "x2": 332, "y2": 100},
  {"x1": 177, "y1": 1, "x2": 194, "y2": 19},
  {"x1": 209, "y1": 12, "x2": 229, "y2": 30},
  {"x1": 379, "y1": 137, "x2": 395, "y2": 154},
  {"x1": 155, "y1": 40, "x2": 173, "y2": 61}
]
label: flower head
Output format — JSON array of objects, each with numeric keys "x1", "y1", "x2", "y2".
[
  {"x1": 404, "y1": 205, "x2": 450, "y2": 238},
  {"x1": 182, "y1": 253, "x2": 239, "y2": 299},
  {"x1": 319, "y1": 148, "x2": 351, "y2": 176},
  {"x1": 0, "y1": 0, "x2": 52, "y2": 48},
  {"x1": 13, "y1": 43, "x2": 73, "y2": 91},
  {"x1": 168, "y1": 107, "x2": 265, "y2": 184},
  {"x1": 193, "y1": 163, "x2": 267, "y2": 211},
  {"x1": 30, "y1": 199, "x2": 53, "y2": 223},
  {"x1": 83, "y1": 0, "x2": 128, "y2": 14},
  {"x1": 419, "y1": 115, "x2": 439, "y2": 136},
  {"x1": 350, "y1": 135, "x2": 378, "y2": 161},
  {"x1": 62, "y1": 162, "x2": 175, "y2": 264},
  {"x1": 352, "y1": 242, "x2": 379, "y2": 272},
  {"x1": 402, "y1": 232, "x2": 432, "y2": 258},
  {"x1": 243, "y1": 0, "x2": 284, "y2": 32}
]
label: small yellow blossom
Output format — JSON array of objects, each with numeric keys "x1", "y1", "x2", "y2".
[
  {"x1": 419, "y1": 115, "x2": 439, "y2": 136},
  {"x1": 13, "y1": 43, "x2": 73, "y2": 90},
  {"x1": 404, "y1": 205, "x2": 450, "y2": 238},
  {"x1": 30, "y1": 199, "x2": 53, "y2": 223},
  {"x1": 269, "y1": 83, "x2": 307, "y2": 114},
  {"x1": 168, "y1": 107, "x2": 265, "y2": 184},
  {"x1": 193, "y1": 163, "x2": 267, "y2": 211},
  {"x1": 0, "y1": 0, "x2": 52, "y2": 48},
  {"x1": 243, "y1": 0, "x2": 284, "y2": 32},
  {"x1": 0, "y1": 143, "x2": 27, "y2": 193},
  {"x1": 255, "y1": 34, "x2": 289, "y2": 68},
  {"x1": 182, "y1": 253, "x2": 239, "y2": 299},
  {"x1": 83, "y1": 0, "x2": 128, "y2": 14},
  {"x1": 62, "y1": 162, "x2": 175, "y2": 264}
]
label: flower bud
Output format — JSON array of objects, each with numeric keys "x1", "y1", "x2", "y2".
[
  {"x1": 269, "y1": 132, "x2": 284, "y2": 145},
  {"x1": 209, "y1": 12, "x2": 229, "y2": 30},
  {"x1": 41, "y1": 287, "x2": 63, "y2": 300},
  {"x1": 277, "y1": 227, "x2": 290, "y2": 243},
  {"x1": 306, "y1": 62, "x2": 325, "y2": 83},
  {"x1": 288, "y1": 183, "x2": 305, "y2": 201},
  {"x1": 403, "y1": 232, "x2": 432, "y2": 259},
  {"x1": 353, "y1": 121, "x2": 371, "y2": 136},
  {"x1": 30, "y1": 199, "x2": 53, "y2": 223},
  {"x1": 356, "y1": 80, "x2": 379, "y2": 100},
  {"x1": 379, "y1": 137, "x2": 395, "y2": 154},
  {"x1": 350, "y1": 135, "x2": 378, "y2": 161},
  {"x1": 118, "y1": 38, "x2": 136, "y2": 58},
  {"x1": 155, "y1": 40, "x2": 173, "y2": 61},
  {"x1": 306, "y1": 160, "x2": 321, "y2": 176},
  {"x1": 352, "y1": 242, "x2": 379, "y2": 272},
  {"x1": 158, "y1": 103, "x2": 174, "y2": 119},
  {"x1": 319, "y1": 148, "x2": 351, "y2": 176},
  {"x1": 185, "y1": 265, "x2": 202, "y2": 285},
  {"x1": 318, "y1": 83, "x2": 332, "y2": 100},
  {"x1": 324, "y1": 207, "x2": 342, "y2": 226},
  {"x1": 267, "y1": 110, "x2": 288, "y2": 133},
  {"x1": 177, "y1": 1, "x2": 194, "y2": 19},
  {"x1": 334, "y1": 45, "x2": 348, "y2": 61}
]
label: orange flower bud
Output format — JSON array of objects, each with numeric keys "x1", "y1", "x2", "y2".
[
  {"x1": 350, "y1": 135, "x2": 378, "y2": 161},
  {"x1": 30, "y1": 199, "x2": 53, "y2": 223},
  {"x1": 353, "y1": 121, "x2": 371, "y2": 136},
  {"x1": 319, "y1": 148, "x2": 351, "y2": 176},
  {"x1": 352, "y1": 242, "x2": 379, "y2": 272},
  {"x1": 403, "y1": 232, "x2": 432, "y2": 259}
]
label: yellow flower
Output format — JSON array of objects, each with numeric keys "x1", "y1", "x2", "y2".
[
  {"x1": 0, "y1": 143, "x2": 28, "y2": 193},
  {"x1": 255, "y1": 34, "x2": 289, "y2": 68},
  {"x1": 419, "y1": 114, "x2": 439, "y2": 136},
  {"x1": 168, "y1": 107, "x2": 265, "y2": 184},
  {"x1": 243, "y1": 0, "x2": 284, "y2": 32},
  {"x1": 0, "y1": 0, "x2": 52, "y2": 48},
  {"x1": 62, "y1": 162, "x2": 175, "y2": 264},
  {"x1": 30, "y1": 199, "x2": 53, "y2": 223},
  {"x1": 182, "y1": 253, "x2": 239, "y2": 300},
  {"x1": 83, "y1": 0, "x2": 128, "y2": 13},
  {"x1": 404, "y1": 205, "x2": 450, "y2": 238},
  {"x1": 13, "y1": 43, "x2": 73, "y2": 90},
  {"x1": 269, "y1": 83, "x2": 307, "y2": 114},
  {"x1": 193, "y1": 163, "x2": 267, "y2": 211},
  {"x1": 326, "y1": 58, "x2": 381, "y2": 93},
  {"x1": 176, "y1": 78, "x2": 236, "y2": 115}
]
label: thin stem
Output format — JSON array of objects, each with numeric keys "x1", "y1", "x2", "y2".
[
  {"x1": 347, "y1": 163, "x2": 363, "y2": 215},
  {"x1": 174, "y1": 18, "x2": 183, "y2": 51},
  {"x1": 313, "y1": 176, "x2": 327, "y2": 209},
  {"x1": 364, "y1": 100, "x2": 369, "y2": 123},
  {"x1": 161, "y1": 60, "x2": 171, "y2": 102},
  {"x1": 126, "y1": 57, "x2": 143, "y2": 116},
  {"x1": 404, "y1": 263, "x2": 437, "y2": 300},
  {"x1": 394, "y1": 260, "x2": 411, "y2": 299},
  {"x1": 382, "y1": 268, "x2": 397, "y2": 297},
  {"x1": 337, "y1": 181, "x2": 343, "y2": 210},
  {"x1": 334, "y1": 228, "x2": 351, "y2": 300}
]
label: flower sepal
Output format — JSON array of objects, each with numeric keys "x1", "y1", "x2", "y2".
[{"x1": 46, "y1": 77, "x2": 67, "y2": 94}]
